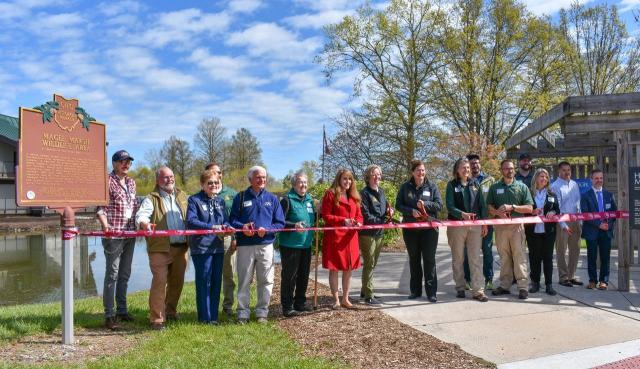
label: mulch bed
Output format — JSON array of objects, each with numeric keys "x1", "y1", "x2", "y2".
[{"x1": 270, "y1": 265, "x2": 493, "y2": 369}]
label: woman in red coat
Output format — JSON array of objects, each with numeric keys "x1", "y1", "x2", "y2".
[{"x1": 322, "y1": 169, "x2": 363, "y2": 309}]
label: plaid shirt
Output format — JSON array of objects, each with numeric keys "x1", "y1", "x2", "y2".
[{"x1": 97, "y1": 172, "x2": 139, "y2": 232}]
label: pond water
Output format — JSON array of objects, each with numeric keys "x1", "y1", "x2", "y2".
[{"x1": 0, "y1": 233, "x2": 280, "y2": 307}]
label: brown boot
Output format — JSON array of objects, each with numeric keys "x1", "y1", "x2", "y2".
[{"x1": 105, "y1": 317, "x2": 120, "y2": 330}]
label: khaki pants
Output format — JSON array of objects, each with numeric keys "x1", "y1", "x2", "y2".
[
  {"x1": 359, "y1": 234, "x2": 383, "y2": 298},
  {"x1": 495, "y1": 224, "x2": 528, "y2": 291},
  {"x1": 222, "y1": 236, "x2": 236, "y2": 311},
  {"x1": 447, "y1": 226, "x2": 484, "y2": 295},
  {"x1": 236, "y1": 244, "x2": 274, "y2": 319},
  {"x1": 556, "y1": 222, "x2": 582, "y2": 282},
  {"x1": 148, "y1": 245, "x2": 189, "y2": 323}
]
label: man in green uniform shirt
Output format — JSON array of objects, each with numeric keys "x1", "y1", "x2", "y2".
[
  {"x1": 206, "y1": 163, "x2": 238, "y2": 315},
  {"x1": 486, "y1": 159, "x2": 534, "y2": 299}
]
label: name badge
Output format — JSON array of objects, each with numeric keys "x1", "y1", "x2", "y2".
[
  {"x1": 455, "y1": 186, "x2": 462, "y2": 193},
  {"x1": 549, "y1": 197, "x2": 555, "y2": 203},
  {"x1": 422, "y1": 191, "x2": 430, "y2": 197},
  {"x1": 243, "y1": 200, "x2": 252, "y2": 208},
  {"x1": 496, "y1": 189, "x2": 505, "y2": 195},
  {"x1": 307, "y1": 207, "x2": 314, "y2": 213},
  {"x1": 202, "y1": 205, "x2": 208, "y2": 211},
  {"x1": 605, "y1": 203, "x2": 611, "y2": 210},
  {"x1": 124, "y1": 208, "x2": 133, "y2": 219},
  {"x1": 483, "y1": 188, "x2": 489, "y2": 193}
]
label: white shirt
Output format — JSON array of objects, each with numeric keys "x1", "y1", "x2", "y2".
[
  {"x1": 551, "y1": 178, "x2": 581, "y2": 214},
  {"x1": 136, "y1": 189, "x2": 186, "y2": 244},
  {"x1": 534, "y1": 189, "x2": 547, "y2": 234}
]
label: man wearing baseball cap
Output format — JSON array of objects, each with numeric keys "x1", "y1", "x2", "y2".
[
  {"x1": 515, "y1": 153, "x2": 534, "y2": 188},
  {"x1": 97, "y1": 150, "x2": 139, "y2": 330}
]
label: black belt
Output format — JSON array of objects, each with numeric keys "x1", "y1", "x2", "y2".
[{"x1": 170, "y1": 242, "x2": 188, "y2": 247}]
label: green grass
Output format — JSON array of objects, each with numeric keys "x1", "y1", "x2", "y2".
[{"x1": 0, "y1": 283, "x2": 343, "y2": 369}]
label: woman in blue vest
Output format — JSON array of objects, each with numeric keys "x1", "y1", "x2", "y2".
[
  {"x1": 186, "y1": 170, "x2": 232, "y2": 324},
  {"x1": 279, "y1": 171, "x2": 317, "y2": 317}
]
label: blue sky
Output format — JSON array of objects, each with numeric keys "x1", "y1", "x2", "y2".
[{"x1": 1, "y1": 0, "x2": 638, "y2": 179}]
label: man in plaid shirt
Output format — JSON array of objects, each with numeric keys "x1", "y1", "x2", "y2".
[{"x1": 97, "y1": 150, "x2": 139, "y2": 330}]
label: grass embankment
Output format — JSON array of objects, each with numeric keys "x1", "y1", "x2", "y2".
[{"x1": 0, "y1": 282, "x2": 343, "y2": 369}]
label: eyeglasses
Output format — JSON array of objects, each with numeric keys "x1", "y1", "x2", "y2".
[{"x1": 207, "y1": 181, "x2": 220, "y2": 186}]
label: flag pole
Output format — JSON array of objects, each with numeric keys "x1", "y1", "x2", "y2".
[{"x1": 321, "y1": 124, "x2": 326, "y2": 183}]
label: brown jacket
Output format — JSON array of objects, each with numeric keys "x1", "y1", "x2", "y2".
[{"x1": 145, "y1": 186, "x2": 188, "y2": 252}]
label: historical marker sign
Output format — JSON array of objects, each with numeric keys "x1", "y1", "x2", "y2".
[
  {"x1": 629, "y1": 167, "x2": 640, "y2": 229},
  {"x1": 16, "y1": 94, "x2": 108, "y2": 208}
]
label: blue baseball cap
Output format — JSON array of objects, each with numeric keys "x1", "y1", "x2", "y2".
[{"x1": 112, "y1": 150, "x2": 134, "y2": 162}]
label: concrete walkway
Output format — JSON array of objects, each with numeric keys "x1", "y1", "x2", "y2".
[{"x1": 316, "y1": 229, "x2": 640, "y2": 368}]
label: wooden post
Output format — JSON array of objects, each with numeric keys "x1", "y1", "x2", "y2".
[{"x1": 615, "y1": 131, "x2": 630, "y2": 292}]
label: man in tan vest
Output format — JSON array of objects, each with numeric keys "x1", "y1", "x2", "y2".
[{"x1": 136, "y1": 167, "x2": 189, "y2": 330}]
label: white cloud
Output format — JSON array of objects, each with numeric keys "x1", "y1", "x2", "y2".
[
  {"x1": 227, "y1": 23, "x2": 322, "y2": 62},
  {"x1": 228, "y1": 0, "x2": 263, "y2": 13},
  {"x1": 98, "y1": 0, "x2": 143, "y2": 16},
  {"x1": 295, "y1": 0, "x2": 353, "y2": 11},
  {"x1": 284, "y1": 9, "x2": 351, "y2": 29},
  {"x1": 0, "y1": 0, "x2": 67, "y2": 20},
  {"x1": 521, "y1": 0, "x2": 592, "y2": 16},
  {"x1": 619, "y1": 0, "x2": 640, "y2": 12},
  {"x1": 286, "y1": 70, "x2": 348, "y2": 116},
  {"x1": 188, "y1": 48, "x2": 268, "y2": 88},
  {"x1": 26, "y1": 12, "x2": 86, "y2": 39},
  {"x1": 140, "y1": 8, "x2": 231, "y2": 48},
  {"x1": 108, "y1": 47, "x2": 199, "y2": 90}
]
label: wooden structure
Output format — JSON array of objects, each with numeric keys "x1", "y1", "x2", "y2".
[{"x1": 505, "y1": 93, "x2": 640, "y2": 291}]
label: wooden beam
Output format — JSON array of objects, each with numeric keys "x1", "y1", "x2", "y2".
[
  {"x1": 563, "y1": 113, "x2": 640, "y2": 134},
  {"x1": 562, "y1": 133, "x2": 615, "y2": 147},
  {"x1": 539, "y1": 130, "x2": 556, "y2": 147},
  {"x1": 527, "y1": 137, "x2": 538, "y2": 148},
  {"x1": 567, "y1": 92, "x2": 640, "y2": 114},
  {"x1": 615, "y1": 131, "x2": 630, "y2": 292},
  {"x1": 507, "y1": 147, "x2": 616, "y2": 159},
  {"x1": 505, "y1": 102, "x2": 568, "y2": 149}
]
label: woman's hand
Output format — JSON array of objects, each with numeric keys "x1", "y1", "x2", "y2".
[
  {"x1": 545, "y1": 211, "x2": 556, "y2": 220},
  {"x1": 481, "y1": 225, "x2": 488, "y2": 237},
  {"x1": 461, "y1": 212, "x2": 475, "y2": 220},
  {"x1": 295, "y1": 221, "x2": 306, "y2": 233},
  {"x1": 412, "y1": 209, "x2": 422, "y2": 219}
]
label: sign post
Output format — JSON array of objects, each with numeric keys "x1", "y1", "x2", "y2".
[
  {"x1": 16, "y1": 94, "x2": 107, "y2": 345},
  {"x1": 629, "y1": 167, "x2": 640, "y2": 230}
]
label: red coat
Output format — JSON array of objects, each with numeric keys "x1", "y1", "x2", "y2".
[{"x1": 321, "y1": 190, "x2": 363, "y2": 271}]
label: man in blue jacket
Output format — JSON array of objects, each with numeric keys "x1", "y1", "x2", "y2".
[
  {"x1": 581, "y1": 169, "x2": 617, "y2": 290},
  {"x1": 229, "y1": 165, "x2": 285, "y2": 324}
]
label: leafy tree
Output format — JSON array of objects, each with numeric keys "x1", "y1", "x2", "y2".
[
  {"x1": 559, "y1": 2, "x2": 640, "y2": 95},
  {"x1": 144, "y1": 148, "x2": 163, "y2": 171},
  {"x1": 318, "y1": 0, "x2": 444, "y2": 172},
  {"x1": 161, "y1": 135, "x2": 194, "y2": 185},
  {"x1": 226, "y1": 128, "x2": 263, "y2": 170},
  {"x1": 193, "y1": 117, "x2": 228, "y2": 165}
]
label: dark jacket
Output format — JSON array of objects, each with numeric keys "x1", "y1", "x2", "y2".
[
  {"x1": 360, "y1": 186, "x2": 388, "y2": 237},
  {"x1": 186, "y1": 190, "x2": 228, "y2": 254},
  {"x1": 229, "y1": 187, "x2": 286, "y2": 246},
  {"x1": 525, "y1": 189, "x2": 560, "y2": 237},
  {"x1": 395, "y1": 178, "x2": 442, "y2": 223},
  {"x1": 581, "y1": 188, "x2": 617, "y2": 240},
  {"x1": 445, "y1": 178, "x2": 487, "y2": 220}
]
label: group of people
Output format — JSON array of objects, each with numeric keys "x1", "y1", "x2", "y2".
[{"x1": 96, "y1": 149, "x2": 618, "y2": 330}]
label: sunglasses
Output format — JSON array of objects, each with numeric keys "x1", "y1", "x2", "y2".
[{"x1": 207, "y1": 181, "x2": 221, "y2": 186}]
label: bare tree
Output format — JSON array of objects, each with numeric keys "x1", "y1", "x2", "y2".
[
  {"x1": 161, "y1": 135, "x2": 194, "y2": 185},
  {"x1": 144, "y1": 148, "x2": 164, "y2": 171},
  {"x1": 226, "y1": 128, "x2": 263, "y2": 170},
  {"x1": 193, "y1": 117, "x2": 227, "y2": 165}
]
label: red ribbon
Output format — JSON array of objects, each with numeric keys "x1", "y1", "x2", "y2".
[
  {"x1": 81, "y1": 211, "x2": 629, "y2": 238},
  {"x1": 62, "y1": 228, "x2": 79, "y2": 240}
]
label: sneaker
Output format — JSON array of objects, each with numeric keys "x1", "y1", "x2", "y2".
[
  {"x1": 485, "y1": 281, "x2": 494, "y2": 290},
  {"x1": 295, "y1": 304, "x2": 314, "y2": 313},
  {"x1": 518, "y1": 289, "x2": 528, "y2": 300},
  {"x1": 545, "y1": 285, "x2": 557, "y2": 296},
  {"x1": 492, "y1": 287, "x2": 510, "y2": 296},
  {"x1": 104, "y1": 317, "x2": 120, "y2": 330},
  {"x1": 559, "y1": 280, "x2": 573, "y2": 287},
  {"x1": 283, "y1": 309, "x2": 300, "y2": 318},
  {"x1": 473, "y1": 294, "x2": 489, "y2": 302},
  {"x1": 150, "y1": 322, "x2": 165, "y2": 331},
  {"x1": 257, "y1": 317, "x2": 268, "y2": 324},
  {"x1": 598, "y1": 282, "x2": 607, "y2": 290},
  {"x1": 364, "y1": 297, "x2": 382, "y2": 305},
  {"x1": 209, "y1": 321, "x2": 219, "y2": 326},
  {"x1": 456, "y1": 290, "x2": 465, "y2": 298},
  {"x1": 464, "y1": 282, "x2": 471, "y2": 290},
  {"x1": 116, "y1": 313, "x2": 134, "y2": 322},
  {"x1": 237, "y1": 318, "x2": 248, "y2": 325},
  {"x1": 223, "y1": 308, "x2": 233, "y2": 316},
  {"x1": 570, "y1": 279, "x2": 584, "y2": 286},
  {"x1": 528, "y1": 282, "x2": 540, "y2": 293}
]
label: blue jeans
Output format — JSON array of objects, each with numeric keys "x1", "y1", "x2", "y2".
[
  {"x1": 102, "y1": 238, "x2": 136, "y2": 318},
  {"x1": 586, "y1": 231, "x2": 612, "y2": 284},
  {"x1": 464, "y1": 226, "x2": 494, "y2": 282},
  {"x1": 192, "y1": 253, "x2": 224, "y2": 322}
]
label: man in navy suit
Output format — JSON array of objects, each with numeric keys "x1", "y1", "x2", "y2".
[{"x1": 580, "y1": 169, "x2": 617, "y2": 290}]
